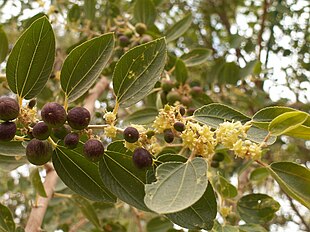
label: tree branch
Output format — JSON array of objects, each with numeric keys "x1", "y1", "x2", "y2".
[{"x1": 257, "y1": 0, "x2": 269, "y2": 60}]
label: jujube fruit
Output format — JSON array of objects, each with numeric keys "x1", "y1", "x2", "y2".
[
  {"x1": 83, "y1": 139, "x2": 104, "y2": 162},
  {"x1": 119, "y1": 35, "x2": 130, "y2": 47},
  {"x1": 135, "y1": 23, "x2": 147, "y2": 35},
  {"x1": 166, "y1": 90, "x2": 181, "y2": 105},
  {"x1": 132, "y1": 148, "x2": 153, "y2": 169},
  {"x1": 123, "y1": 127, "x2": 139, "y2": 143},
  {"x1": 0, "y1": 122, "x2": 16, "y2": 142},
  {"x1": 174, "y1": 122, "x2": 185, "y2": 132},
  {"x1": 41, "y1": 102, "x2": 67, "y2": 128},
  {"x1": 164, "y1": 129, "x2": 174, "y2": 143},
  {"x1": 26, "y1": 139, "x2": 53, "y2": 165},
  {"x1": 0, "y1": 97, "x2": 20, "y2": 121},
  {"x1": 212, "y1": 152, "x2": 225, "y2": 162},
  {"x1": 67, "y1": 107, "x2": 90, "y2": 130},
  {"x1": 64, "y1": 133, "x2": 79, "y2": 149},
  {"x1": 161, "y1": 80, "x2": 174, "y2": 92},
  {"x1": 211, "y1": 160, "x2": 220, "y2": 168},
  {"x1": 32, "y1": 122, "x2": 51, "y2": 140}
]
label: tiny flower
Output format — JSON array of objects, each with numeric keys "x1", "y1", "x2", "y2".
[
  {"x1": 104, "y1": 112, "x2": 116, "y2": 125},
  {"x1": 104, "y1": 125, "x2": 117, "y2": 138}
]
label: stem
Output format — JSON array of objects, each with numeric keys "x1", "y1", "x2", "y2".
[
  {"x1": 18, "y1": 96, "x2": 23, "y2": 108},
  {"x1": 255, "y1": 159, "x2": 267, "y2": 167},
  {"x1": 53, "y1": 192, "x2": 73, "y2": 199},
  {"x1": 48, "y1": 137, "x2": 58, "y2": 149},
  {"x1": 113, "y1": 100, "x2": 119, "y2": 115},
  {"x1": 64, "y1": 95, "x2": 68, "y2": 111}
]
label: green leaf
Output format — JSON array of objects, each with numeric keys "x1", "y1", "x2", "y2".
[
  {"x1": 237, "y1": 193, "x2": 280, "y2": 224},
  {"x1": 30, "y1": 168, "x2": 47, "y2": 197},
  {"x1": 174, "y1": 59, "x2": 188, "y2": 84},
  {"x1": 23, "y1": 13, "x2": 46, "y2": 28},
  {"x1": 268, "y1": 162, "x2": 310, "y2": 209},
  {"x1": 6, "y1": 16, "x2": 55, "y2": 99},
  {"x1": 211, "y1": 222, "x2": 239, "y2": 232},
  {"x1": 249, "y1": 167, "x2": 269, "y2": 182},
  {"x1": 239, "y1": 224, "x2": 268, "y2": 232},
  {"x1": 61, "y1": 33, "x2": 114, "y2": 102},
  {"x1": 246, "y1": 126, "x2": 277, "y2": 145},
  {"x1": 0, "y1": 27, "x2": 9, "y2": 63},
  {"x1": 214, "y1": 176, "x2": 238, "y2": 198},
  {"x1": 134, "y1": 0, "x2": 156, "y2": 27},
  {"x1": 113, "y1": 38, "x2": 166, "y2": 107},
  {"x1": 84, "y1": 0, "x2": 96, "y2": 21},
  {"x1": 144, "y1": 157, "x2": 208, "y2": 214},
  {"x1": 68, "y1": 4, "x2": 80, "y2": 22},
  {"x1": 99, "y1": 141, "x2": 150, "y2": 211},
  {"x1": 71, "y1": 196, "x2": 101, "y2": 229},
  {"x1": 0, "y1": 155, "x2": 27, "y2": 171},
  {"x1": 181, "y1": 48, "x2": 212, "y2": 67},
  {"x1": 0, "y1": 141, "x2": 26, "y2": 156},
  {"x1": 165, "y1": 13, "x2": 192, "y2": 43},
  {"x1": 124, "y1": 108, "x2": 158, "y2": 125},
  {"x1": 146, "y1": 217, "x2": 173, "y2": 232},
  {"x1": 166, "y1": 182, "x2": 217, "y2": 230},
  {"x1": 239, "y1": 60, "x2": 259, "y2": 78},
  {"x1": 268, "y1": 111, "x2": 308, "y2": 136},
  {"x1": 0, "y1": 203, "x2": 15, "y2": 232},
  {"x1": 52, "y1": 146, "x2": 116, "y2": 202},
  {"x1": 218, "y1": 62, "x2": 241, "y2": 85}
]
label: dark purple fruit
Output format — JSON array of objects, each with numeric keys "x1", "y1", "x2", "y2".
[
  {"x1": 0, "y1": 97, "x2": 20, "y2": 121},
  {"x1": 190, "y1": 86, "x2": 203, "y2": 96},
  {"x1": 179, "y1": 107, "x2": 186, "y2": 116},
  {"x1": 166, "y1": 90, "x2": 181, "y2": 105},
  {"x1": 32, "y1": 122, "x2": 51, "y2": 140},
  {"x1": 26, "y1": 139, "x2": 53, "y2": 165},
  {"x1": 41, "y1": 102, "x2": 67, "y2": 128},
  {"x1": 181, "y1": 96, "x2": 192, "y2": 106},
  {"x1": 132, "y1": 148, "x2": 153, "y2": 169},
  {"x1": 28, "y1": 99, "x2": 36, "y2": 109},
  {"x1": 186, "y1": 107, "x2": 195, "y2": 116},
  {"x1": 83, "y1": 139, "x2": 104, "y2": 162},
  {"x1": 119, "y1": 35, "x2": 130, "y2": 47},
  {"x1": 64, "y1": 133, "x2": 79, "y2": 149},
  {"x1": 52, "y1": 125, "x2": 71, "y2": 139},
  {"x1": 140, "y1": 35, "x2": 153, "y2": 44},
  {"x1": 161, "y1": 80, "x2": 174, "y2": 92},
  {"x1": 135, "y1": 23, "x2": 147, "y2": 35},
  {"x1": 211, "y1": 160, "x2": 220, "y2": 168},
  {"x1": 174, "y1": 122, "x2": 185, "y2": 132},
  {"x1": 67, "y1": 107, "x2": 90, "y2": 130},
  {"x1": 163, "y1": 129, "x2": 174, "y2": 143},
  {"x1": 0, "y1": 122, "x2": 16, "y2": 141},
  {"x1": 212, "y1": 153, "x2": 225, "y2": 162},
  {"x1": 123, "y1": 127, "x2": 139, "y2": 143}
]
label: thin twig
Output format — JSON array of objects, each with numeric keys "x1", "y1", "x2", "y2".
[{"x1": 258, "y1": 0, "x2": 269, "y2": 60}]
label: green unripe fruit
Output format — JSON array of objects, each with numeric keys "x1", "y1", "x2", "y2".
[
  {"x1": 161, "y1": 79, "x2": 174, "y2": 92},
  {"x1": 26, "y1": 139, "x2": 53, "y2": 165},
  {"x1": 64, "y1": 133, "x2": 79, "y2": 149},
  {"x1": 190, "y1": 86, "x2": 204, "y2": 96},
  {"x1": 211, "y1": 160, "x2": 220, "y2": 168},
  {"x1": 32, "y1": 122, "x2": 51, "y2": 140},
  {"x1": 123, "y1": 127, "x2": 139, "y2": 143},
  {"x1": 83, "y1": 139, "x2": 104, "y2": 162},
  {"x1": 173, "y1": 122, "x2": 185, "y2": 132},
  {"x1": 119, "y1": 35, "x2": 130, "y2": 47},
  {"x1": 0, "y1": 122, "x2": 16, "y2": 141},
  {"x1": 0, "y1": 97, "x2": 20, "y2": 121},
  {"x1": 212, "y1": 152, "x2": 225, "y2": 162},
  {"x1": 124, "y1": 29, "x2": 133, "y2": 38},
  {"x1": 52, "y1": 125, "x2": 71, "y2": 139},
  {"x1": 164, "y1": 129, "x2": 174, "y2": 143},
  {"x1": 67, "y1": 107, "x2": 91, "y2": 130},
  {"x1": 135, "y1": 23, "x2": 147, "y2": 35},
  {"x1": 132, "y1": 147, "x2": 153, "y2": 169},
  {"x1": 166, "y1": 90, "x2": 181, "y2": 105},
  {"x1": 181, "y1": 96, "x2": 192, "y2": 107},
  {"x1": 146, "y1": 130, "x2": 155, "y2": 139},
  {"x1": 41, "y1": 102, "x2": 67, "y2": 128}
]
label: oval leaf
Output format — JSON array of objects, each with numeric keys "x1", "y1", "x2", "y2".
[
  {"x1": 268, "y1": 111, "x2": 308, "y2": 136},
  {"x1": 134, "y1": 0, "x2": 156, "y2": 27},
  {"x1": 146, "y1": 217, "x2": 173, "y2": 232},
  {"x1": 0, "y1": 203, "x2": 15, "y2": 232},
  {"x1": 0, "y1": 141, "x2": 26, "y2": 157},
  {"x1": 124, "y1": 107, "x2": 158, "y2": 125},
  {"x1": 99, "y1": 141, "x2": 150, "y2": 211},
  {"x1": 165, "y1": 13, "x2": 192, "y2": 43},
  {"x1": 181, "y1": 48, "x2": 212, "y2": 67},
  {"x1": 239, "y1": 224, "x2": 268, "y2": 232},
  {"x1": 268, "y1": 162, "x2": 310, "y2": 209},
  {"x1": 52, "y1": 146, "x2": 116, "y2": 202},
  {"x1": 113, "y1": 38, "x2": 167, "y2": 107},
  {"x1": 249, "y1": 167, "x2": 269, "y2": 182},
  {"x1": 237, "y1": 193, "x2": 280, "y2": 224},
  {"x1": 6, "y1": 16, "x2": 55, "y2": 99},
  {"x1": 174, "y1": 59, "x2": 188, "y2": 84},
  {"x1": 0, "y1": 27, "x2": 9, "y2": 63},
  {"x1": 214, "y1": 176, "x2": 238, "y2": 198},
  {"x1": 61, "y1": 33, "x2": 114, "y2": 102},
  {"x1": 30, "y1": 168, "x2": 47, "y2": 197},
  {"x1": 144, "y1": 157, "x2": 208, "y2": 214},
  {"x1": 84, "y1": 0, "x2": 96, "y2": 21}
]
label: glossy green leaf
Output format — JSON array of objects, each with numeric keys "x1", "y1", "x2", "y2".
[
  {"x1": 268, "y1": 162, "x2": 310, "y2": 209},
  {"x1": 0, "y1": 141, "x2": 26, "y2": 156},
  {"x1": 246, "y1": 126, "x2": 277, "y2": 145},
  {"x1": 23, "y1": 13, "x2": 46, "y2": 28},
  {"x1": 99, "y1": 141, "x2": 150, "y2": 211},
  {"x1": 268, "y1": 111, "x2": 308, "y2": 136},
  {"x1": 144, "y1": 158, "x2": 208, "y2": 214},
  {"x1": 0, "y1": 27, "x2": 8, "y2": 63},
  {"x1": 134, "y1": 0, "x2": 156, "y2": 27},
  {"x1": 239, "y1": 224, "x2": 268, "y2": 232},
  {"x1": 0, "y1": 203, "x2": 15, "y2": 232},
  {"x1": 211, "y1": 222, "x2": 239, "y2": 232},
  {"x1": 52, "y1": 146, "x2": 116, "y2": 202},
  {"x1": 0, "y1": 155, "x2": 27, "y2": 171},
  {"x1": 237, "y1": 194, "x2": 280, "y2": 224},
  {"x1": 71, "y1": 196, "x2": 101, "y2": 229},
  {"x1": 181, "y1": 48, "x2": 212, "y2": 67},
  {"x1": 113, "y1": 38, "x2": 166, "y2": 107},
  {"x1": 124, "y1": 108, "x2": 158, "y2": 125},
  {"x1": 84, "y1": 0, "x2": 96, "y2": 21},
  {"x1": 6, "y1": 16, "x2": 55, "y2": 99},
  {"x1": 249, "y1": 167, "x2": 269, "y2": 182},
  {"x1": 191, "y1": 93, "x2": 213, "y2": 108},
  {"x1": 146, "y1": 217, "x2": 173, "y2": 232},
  {"x1": 174, "y1": 59, "x2": 188, "y2": 84},
  {"x1": 166, "y1": 182, "x2": 217, "y2": 230},
  {"x1": 61, "y1": 33, "x2": 114, "y2": 102},
  {"x1": 68, "y1": 4, "x2": 80, "y2": 22},
  {"x1": 165, "y1": 13, "x2": 192, "y2": 43},
  {"x1": 214, "y1": 176, "x2": 238, "y2": 198},
  {"x1": 30, "y1": 168, "x2": 47, "y2": 197}
]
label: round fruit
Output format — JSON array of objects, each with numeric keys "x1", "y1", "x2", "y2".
[
  {"x1": 32, "y1": 122, "x2": 51, "y2": 140},
  {"x1": 161, "y1": 80, "x2": 174, "y2": 92},
  {"x1": 211, "y1": 160, "x2": 220, "y2": 168},
  {"x1": 123, "y1": 127, "x2": 139, "y2": 143},
  {"x1": 0, "y1": 97, "x2": 20, "y2": 121},
  {"x1": 166, "y1": 90, "x2": 181, "y2": 105},
  {"x1": 64, "y1": 133, "x2": 79, "y2": 149},
  {"x1": 132, "y1": 148, "x2": 153, "y2": 169},
  {"x1": 26, "y1": 139, "x2": 53, "y2": 165},
  {"x1": 119, "y1": 35, "x2": 130, "y2": 47},
  {"x1": 0, "y1": 122, "x2": 16, "y2": 142},
  {"x1": 52, "y1": 125, "x2": 71, "y2": 139},
  {"x1": 28, "y1": 99, "x2": 36, "y2": 109},
  {"x1": 190, "y1": 86, "x2": 203, "y2": 96},
  {"x1": 181, "y1": 96, "x2": 192, "y2": 106},
  {"x1": 164, "y1": 129, "x2": 174, "y2": 143},
  {"x1": 146, "y1": 130, "x2": 155, "y2": 139},
  {"x1": 212, "y1": 152, "x2": 225, "y2": 162},
  {"x1": 186, "y1": 107, "x2": 195, "y2": 116},
  {"x1": 174, "y1": 122, "x2": 185, "y2": 132},
  {"x1": 67, "y1": 107, "x2": 90, "y2": 130},
  {"x1": 135, "y1": 23, "x2": 147, "y2": 35},
  {"x1": 140, "y1": 35, "x2": 153, "y2": 44},
  {"x1": 41, "y1": 102, "x2": 67, "y2": 128},
  {"x1": 83, "y1": 139, "x2": 104, "y2": 162}
]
